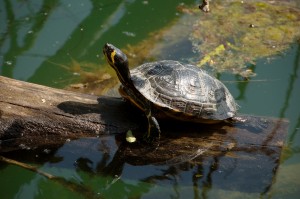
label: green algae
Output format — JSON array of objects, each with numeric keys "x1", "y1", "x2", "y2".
[{"x1": 188, "y1": 0, "x2": 300, "y2": 77}]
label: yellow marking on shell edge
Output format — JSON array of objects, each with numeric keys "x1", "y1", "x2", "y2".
[
  {"x1": 110, "y1": 50, "x2": 116, "y2": 65},
  {"x1": 119, "y1": 87, "x2": 146, "y2": 111}
]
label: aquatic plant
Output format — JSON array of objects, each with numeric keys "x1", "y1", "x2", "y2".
[{"x1": 188, "y1": 0, "x2": 300, "y2": 77}]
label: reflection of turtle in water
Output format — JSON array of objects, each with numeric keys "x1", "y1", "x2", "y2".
[{"x1": 103, "y1": 43, "x2": 238, "y2": 142}]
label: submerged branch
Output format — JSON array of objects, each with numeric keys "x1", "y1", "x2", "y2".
[{"x1": 0, "y1": 155, "x2": 100, "y2": 199}]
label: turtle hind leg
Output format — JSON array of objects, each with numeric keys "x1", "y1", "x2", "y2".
[{"x1": 143, "y1": 110, "x2": 161, "y2": 143}]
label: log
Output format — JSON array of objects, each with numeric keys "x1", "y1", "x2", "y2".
[
  {"x1": 0, "y1": 75, "x2": 288, "y2": 153},
  {"x1": 0, "y1": 75, "x2": 289, "y2": 193},
  {"x1": 0, "y1": 75, "x2": 143, "y2": 152}
]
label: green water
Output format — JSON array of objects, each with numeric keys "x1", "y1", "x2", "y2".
[{"x1": 1, "y1": 0, "x2": 300, "y2": 198}]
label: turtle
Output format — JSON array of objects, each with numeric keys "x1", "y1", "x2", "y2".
[{"x1": 103, "y1": 43, "x2": 238, "y2": 142}]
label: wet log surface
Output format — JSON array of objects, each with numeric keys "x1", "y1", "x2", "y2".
[
  {"x1": 0, "y1": 75, "x2": 142, "y2": 152},
  {"x1": 0, "y1": 76, "x2": 289, "y2": 193}
]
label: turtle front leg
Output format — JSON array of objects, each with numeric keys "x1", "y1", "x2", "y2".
[{"x1": 144, "y1": 109, "x2": 161, "y2": 142}]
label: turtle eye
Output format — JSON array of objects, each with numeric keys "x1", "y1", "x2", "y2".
[
  {"x1": 103, "y1": 43, "x2": 128, "y2": 70},
  {"x1": 113, "y1": 49, "x2": 128, "y2": 66}
]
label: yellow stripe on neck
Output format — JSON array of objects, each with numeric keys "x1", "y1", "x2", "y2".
[
  {"x1": 109, "y1": 50, "x2": 126, "y2": 85},
  {"x1": 111, "y1": 50, "x2": 116, "y2": 65}
]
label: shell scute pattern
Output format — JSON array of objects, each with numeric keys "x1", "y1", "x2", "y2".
[{"x1": 131, "y1": 60, "x2": 237, "y2": 120}]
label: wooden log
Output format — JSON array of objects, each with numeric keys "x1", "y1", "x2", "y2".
[
  {"x1": 0, "y1": 75, "x2": 288, "y2": 153},
  {"x1": 0, "y1": 75, "x2": 143, "y2": 152},
  {"x1": 0, "y1": 75, "x2": 289, "y2": 193}
]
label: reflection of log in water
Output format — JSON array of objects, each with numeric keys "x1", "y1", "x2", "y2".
[
  {"x1": 0, "y1": 76, "x2": 288, "y2": 194},
  {"x1": 108, "y1": 115, "x2": 288, "y2": 193},
  {"x1": 71, "y1": 118, "x2": 287, "y2": 195}
]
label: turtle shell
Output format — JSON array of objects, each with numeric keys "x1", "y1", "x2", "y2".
[{"x1": 128, "y1": 60, "x2": 238, "y2": 122}]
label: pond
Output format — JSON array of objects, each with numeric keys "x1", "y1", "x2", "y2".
[{"x1": 1, "y1": 0, "x2": 300, "y2": 198}]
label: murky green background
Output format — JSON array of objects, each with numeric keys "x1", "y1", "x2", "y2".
[{"x1": 1, "y1": 0, "x2": 300, "y2": 198}]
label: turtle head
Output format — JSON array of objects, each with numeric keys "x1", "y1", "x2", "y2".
[{"x1": 103, "y1": 43, "x2": 131, "y2": 85}]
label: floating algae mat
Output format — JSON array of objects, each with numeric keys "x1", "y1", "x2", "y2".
[
  {"x1": 188, "y1": 0, "x2": 300, "y2": 77},
  {"x1": 124, "y1": 0, "x2": 300, "y2": 78}
]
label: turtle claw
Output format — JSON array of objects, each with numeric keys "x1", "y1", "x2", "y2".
[
  {"x1": 143, "y1": 132, "x2": 159, "y2": 144},
  {"x1": 142, "y1": 134, "x2": 157, "y2": 144},
  {"x1": 143, "y1": 116, "x2": 161, "y2": 144}
]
